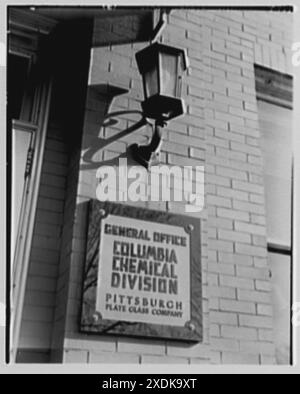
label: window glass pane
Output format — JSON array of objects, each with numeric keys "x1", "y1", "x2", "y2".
[
  {"x1": 160, "y1": 53, "x2": 177, "y2": 96},
  {"x1": 258, "y1": 101, "x2": 292, "y2": 246},
  {"x1": 269, "y1": 252, "x2": 291, "y2": 365}
]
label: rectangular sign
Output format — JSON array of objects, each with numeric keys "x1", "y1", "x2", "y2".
[
  {"x1": 96, "y1": 214, "x2": 191, "y2": 327},
  {"x1": 81, "y1": 200, "x2": 202, "y2": 342}
]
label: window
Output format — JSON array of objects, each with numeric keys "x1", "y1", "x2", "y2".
[
  {"x1": 255, "y1": 65, "x2": 293, "y2": 365},
  {"x1": 8, "y1": 8, "x2": 54, "y2": 361}
]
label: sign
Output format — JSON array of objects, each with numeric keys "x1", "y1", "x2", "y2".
[
  {"x1": 81, "y1": 200, "x2": 202, "y2": 342},
  {"x1": 96, "y1": 214, "x2": 190, "y2": 326}
]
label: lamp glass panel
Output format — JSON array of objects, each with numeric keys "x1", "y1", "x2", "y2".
[
  {"x1": 144, "y1": 67, "x2": 159, "y2": 98},
  {"x1": 160, "y1": 52, "x2": 178, "y2": 96}
]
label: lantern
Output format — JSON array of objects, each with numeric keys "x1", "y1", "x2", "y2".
[{"x1": 135, "y1": 42, "x2": 188, "y2": 121}]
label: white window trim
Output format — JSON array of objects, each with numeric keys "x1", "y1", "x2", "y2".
[
  {"x1": 8, "y1": 8, "x2": 55, "y2": 362},
  {"x1": 255, "y1": 64, "x2": 293, "y2": 365}
]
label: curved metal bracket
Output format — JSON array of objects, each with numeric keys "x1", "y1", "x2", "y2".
[{"x1": 129, "y1": 118, "x2": 167, "y2": 170}]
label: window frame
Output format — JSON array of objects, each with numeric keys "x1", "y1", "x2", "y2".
[
  {"x1": 8, "y1": 8, "x2": 55, "y2": 362},
  {"x1": 255, "y1": 64, "x2": 293, "y2": 365}
]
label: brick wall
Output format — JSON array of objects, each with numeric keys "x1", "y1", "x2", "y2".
[
  {"x1": 203, "y1": 9, "x2": 292, "y2": 365},
  {"x1": 58, "y1": 9, "x2": 292, "y2": 364},
  {"x1": 50, "y1": 143, "x2": 81, "y2": 362}
]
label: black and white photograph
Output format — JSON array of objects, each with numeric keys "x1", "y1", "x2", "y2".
[{"x1": 1, "y1": 0, "x2": 300, "y2": 377}]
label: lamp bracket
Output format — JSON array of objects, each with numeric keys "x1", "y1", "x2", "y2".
[{"x1": 129, "y1": 118, "x2": 166, "y2": 170}]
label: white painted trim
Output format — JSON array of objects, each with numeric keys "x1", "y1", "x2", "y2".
[{"x1": 11, "y1": 79, "x2": 53, "y2": 362}]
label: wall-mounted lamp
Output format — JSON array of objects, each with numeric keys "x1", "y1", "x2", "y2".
[{"x1": 130, "y1": 42, "x2": 188, "y2": 169}]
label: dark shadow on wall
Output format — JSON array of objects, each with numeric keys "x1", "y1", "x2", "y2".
[
  {"x1": 92, "y1": 11, "x2": 155, "y2": 48},
  {"x1": 80, "y1": 84, "x2": 150, "y2": 171}
]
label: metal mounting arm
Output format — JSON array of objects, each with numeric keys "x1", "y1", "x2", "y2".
[{"x1": 129, "y1": 118, "x2": 167, "y2": 170}]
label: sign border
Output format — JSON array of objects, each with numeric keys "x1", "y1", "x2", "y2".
[{"x1": 80, "y1": 200, "x2": 202, "y2": 342}]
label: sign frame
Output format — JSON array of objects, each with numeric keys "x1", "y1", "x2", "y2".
[{"x1": 80, "y1": 200, "x2": 202, "y2": 342}]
